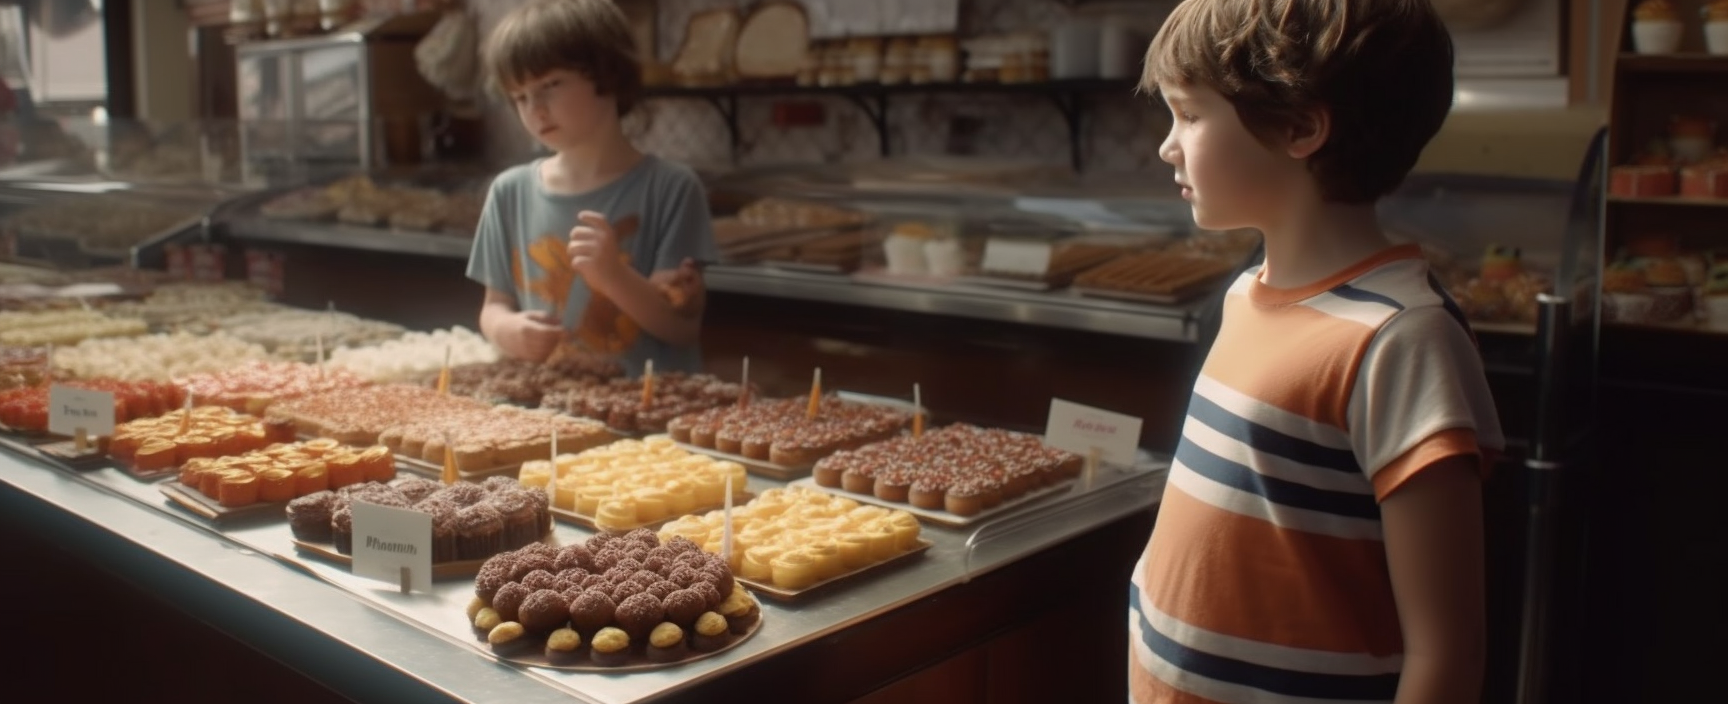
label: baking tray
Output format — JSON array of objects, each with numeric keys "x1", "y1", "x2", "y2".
[
  {"x1": 159, "y1": 482, "x2": 292, "y2": 521},
  {"x1": 951, "y1": 274, "x2": 1056, "y2": 291},
  {"x1": 668, "y1": 439, "x2": 812, "y2": 481},
  {"x1": 159, "y1": 468, "x2": 411, "y2": 521},
  {"x1": 787, "y1": 477, "x2": 1080, "y2": 530},
  {"x1": 289, "y1": 538, "x2": 536, "y2": 580},
  {"x1": 734, "y1": 538, "x2": 932, "y2": 602},
  {"x1": 550, "y1": 490, "x2": 754, "y2": 534},
  {"x1": 395, "y1": 454, "x2": 526, "y2": 480},
  {"x1": 467, "y1": 602, "x2": 763, "y2": 671}
]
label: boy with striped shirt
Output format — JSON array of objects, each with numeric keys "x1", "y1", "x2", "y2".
[{"x1": 1130, "y1": 2, "x2": 1503, "y2": 703}]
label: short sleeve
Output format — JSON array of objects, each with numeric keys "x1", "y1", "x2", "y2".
[
  {"x1": 466, "y1": 178, "x2": 516, "y2": 294},
  {"x1": 649, "y1": 168, "x2": 718, "y2": 272},
  {"x1": 1347, "y1": 305, "x2": 1504, "y2": 500}
]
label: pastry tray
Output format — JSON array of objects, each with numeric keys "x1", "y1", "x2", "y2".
[
  {"x1": 159, "y1": 468, "x2": 410, "y2": 522},
  {"x1": 786, "y1": 477, "x2": 1080, "y2": 530},
  {"x1": 160, "y1": 482, "x2": 293, "y2": 521},
  {"x1": 395, "y1": 454, "x2": 526, "y2": 480},
  {"x1": 468, "y1": 603, "x2": 763, "y2": 671},
  {"x1": 289, "y1": 538, "x2": 539, "y2": 580},
  {"x1": 668, "y1": 439, "x2": 812, "y2": 481},
  {"x1": 550, "y1": 490, "x2": 754, "y2": 534},
  {"x1": 735, "y1": 538, "x2": 933, "y2": 602},
  {"x1": 951, "y1": 274, "x2": 1057, "y2": 291}
]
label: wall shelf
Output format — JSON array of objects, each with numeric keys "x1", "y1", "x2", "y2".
[
  {"x1": 1615, "y1": 53, "x2": 1728, "y2": 74},
  {"x1": 642, "y1": 79, "x2": 1141, "y2": 171},
  {"x1": 1607, "y1": 194, "x2": 1728, "y2": 208}
]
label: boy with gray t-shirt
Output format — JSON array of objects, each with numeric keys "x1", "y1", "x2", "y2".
[
  {"x1": 468, "y1": 0, "x2": 716, "y2": 376},
  {"x1": 467, "y1": 155, "x2": 717, "y2": 375}
]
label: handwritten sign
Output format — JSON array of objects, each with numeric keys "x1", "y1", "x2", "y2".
[
  {"x1": 48, "y1": 385, "x2": 116, "y2": 437},
  {"x1": 351, "y1": 500, "x2": 433, "y2": 593},
  {"x1": 981, "y1": 239, "x2": 1053, "y2": 277},
  {"x1": 1044, "y1": 398, "x2": 1142, "y2": 466}
]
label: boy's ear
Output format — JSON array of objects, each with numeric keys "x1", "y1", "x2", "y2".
[{"x1": 1285, "y1": 106, "x2": 1330, "y2": 160}]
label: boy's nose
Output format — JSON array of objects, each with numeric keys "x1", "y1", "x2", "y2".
[{"x1": 1158, "y1": 131, "x2": 1179, "y2": 165}]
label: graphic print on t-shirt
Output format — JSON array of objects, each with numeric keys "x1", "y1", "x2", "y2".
[{"x1": 510, "y1": 213, "x2": 643, "y2": 355}]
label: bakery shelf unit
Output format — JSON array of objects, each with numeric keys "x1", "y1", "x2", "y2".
[
  {"x1": 1604, "y1": 4, "x2": 1728, "y2": 339},
  {"x1": 641, "y1": 78, "x2": 1140, "y2": 171}
]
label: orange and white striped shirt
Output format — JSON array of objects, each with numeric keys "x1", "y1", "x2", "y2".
[{"x1": 1130, "y1": 244, "x2": 1503, "y2": 703}]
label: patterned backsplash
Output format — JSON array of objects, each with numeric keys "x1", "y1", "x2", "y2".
[{"x1": 467, "y1": 0, "x2": 1176, "y2": 175}]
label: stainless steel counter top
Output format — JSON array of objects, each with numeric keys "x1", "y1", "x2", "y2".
[{"x1": 0, "y1": 444, "x2": 1165, "y2": 704}]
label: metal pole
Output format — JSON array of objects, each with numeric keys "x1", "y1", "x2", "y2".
[{"x1": 1516, "y1": 293, "x2": 1571, "y2": 704}]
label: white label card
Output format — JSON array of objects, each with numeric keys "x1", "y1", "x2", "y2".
[
  {"x1": 351, "y1": 501, "x2": 433, "y2": 593},
  {"x1": 48, "y1": 385, "x2": 115, "y2": 436},
  {"x1": 982, "y1": 239, "x2": 1054, "y2": 276},
  {"x1": 1045, "y1": 398, "x2": 1143, "y2": 466}
]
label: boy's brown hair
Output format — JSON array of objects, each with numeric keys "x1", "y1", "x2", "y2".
[
  {"x1": 483, "y1": 0, "x2": 642, "y2": 116},
  {"x1": 1143, "y1": 0, "x2": 1454, "y2": 203}
]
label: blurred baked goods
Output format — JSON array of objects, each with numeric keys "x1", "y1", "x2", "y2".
[
  {"x1": 734, "y1": 3, "x2": 807, "y2": 80},
  {"x1": 736, "y1": 197, "x2": 867, "y2": 229},
  {"x1": 1634, "y1": 0, "x2": 1680, "y2": 21},
  {"x1": 1073, "y1": 252, "x2": 1236, "y2": 302},
  {"x1": 672, "y1": 9, "x2": 740, "y2": 87}
]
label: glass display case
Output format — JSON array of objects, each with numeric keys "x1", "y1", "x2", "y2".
[
  {"x1": 235, "y1": 13, "x2": 446, "y2": 184},
  {"x1": 0, "y1": 118, "x2": 253, "y2": 271}
]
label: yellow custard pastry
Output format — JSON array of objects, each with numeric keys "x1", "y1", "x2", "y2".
[
  {"x1": 647, "y1": 622, "x2": 690, "y2": 663},
  {"x1": 741, "y1": 545, "x2": 782, "y2": 581},
  {"x1": 487, "y1": 621, "x2": 531, "y2": 655},
  {"x1": 594, "y1": 497, "x2": 640, "y2": 532},
  {"x1": 835, "y1": 532, "x2": 873, "y2": 568},
  {"x1": 770, "y1": 547, "x2": 821, "y2": 589},
  {"x1": 691, "y1": 611, "x2": 730, "y2": 652},
  {"x1": 545, "y1": 627, "x2": 582, "y2": 665},
  {"x1": 805, "y1": 540, "x2": 844, "y2": 579},
  {"x1": 473, "y1": 607, "x2": 502, "y2": 631},
  {"x1": 590, "y1": 627, "x2": 631, "y2": 667}
]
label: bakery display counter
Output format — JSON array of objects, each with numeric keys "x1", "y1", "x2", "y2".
[
  {"x1": 706, "y1": 263, "x2": 1198, "y2": 342},
  {"x1": 226, "y1": 215, "x2": 477, "y2": 259},
  {"x1": 0, "y1": 434, "x2": 1165, "y2": 703}
]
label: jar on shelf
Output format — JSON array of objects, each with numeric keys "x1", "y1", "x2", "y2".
[
  {"x1": 850, "y1": 37, "x2": 883, "y2": 84},
  {"x1": 229, "y1": 0, "x2": 266, "y2": 42},
  {"x1": 881, "y1": 37, "x2": 915, "y2": 85},
  {"x1": 319, "y1": 0, "x2": 358, "y2": 32},
  {"x1": 261, "y1": 0, "x2": 292, "y2": 37},
  {"x1": 1706, "y1": 0, "x2": 1728, "y2": 55},
  {"x1": 922, "y1": 35, "x2": 959, "y2": 83},
  {"x1": 1630, "y1": 0, "x2": 1683, "y2": 54}
]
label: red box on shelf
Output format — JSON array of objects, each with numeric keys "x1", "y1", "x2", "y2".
[
  {"x1": 1679, "y1": 163, "x2": 1728, "y2": 198},
  {"x1": 1609, "y1": 164, "x2": 1678, "y2": 197}
]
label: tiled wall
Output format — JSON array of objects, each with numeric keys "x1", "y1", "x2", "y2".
[{"x1": 468, "y1": 0, "x2": 1176, "y2": 174}]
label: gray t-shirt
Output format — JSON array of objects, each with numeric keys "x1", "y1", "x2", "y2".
[{"x1": 466, "y1": 155, "x2": 717, "y2": 376}]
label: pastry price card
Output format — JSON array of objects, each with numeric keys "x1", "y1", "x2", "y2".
[
  {"x1": 1044, "y1": 398, "x2": 1142, "y2": 466},
  {"x1": 352, "y1": 501, "x2": 433, "y2": 593}
]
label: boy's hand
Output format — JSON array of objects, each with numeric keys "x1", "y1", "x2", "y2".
[
  {"x1": 649, "y1": 257, "x2": 705, "y2": 317},
  {"x1": 568, "y1": 211, "x2": 627, "y2": 287},
  {"x1": 497, "y1": 309, "x2": 564, "y2": 362}
]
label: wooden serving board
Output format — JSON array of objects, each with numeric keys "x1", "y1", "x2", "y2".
[
  {"x1": 550, "y1": 490, "x2": 754, "y2": 534},
  {"x1": 735, "y1": 538, "x2": 932, "y2": 602},
  {"x1": 470, "y1": 604, "x2": 763, "y2": 671},
  {"x1": 787, "y1": 477, "x2": 1077, "y2": 530},
  {"x1": 290, "y1": 540, "x2": 501, "y2": 580},
  {"x1": 668, "y1": 439, "x2": 811, "y2": 481}
]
